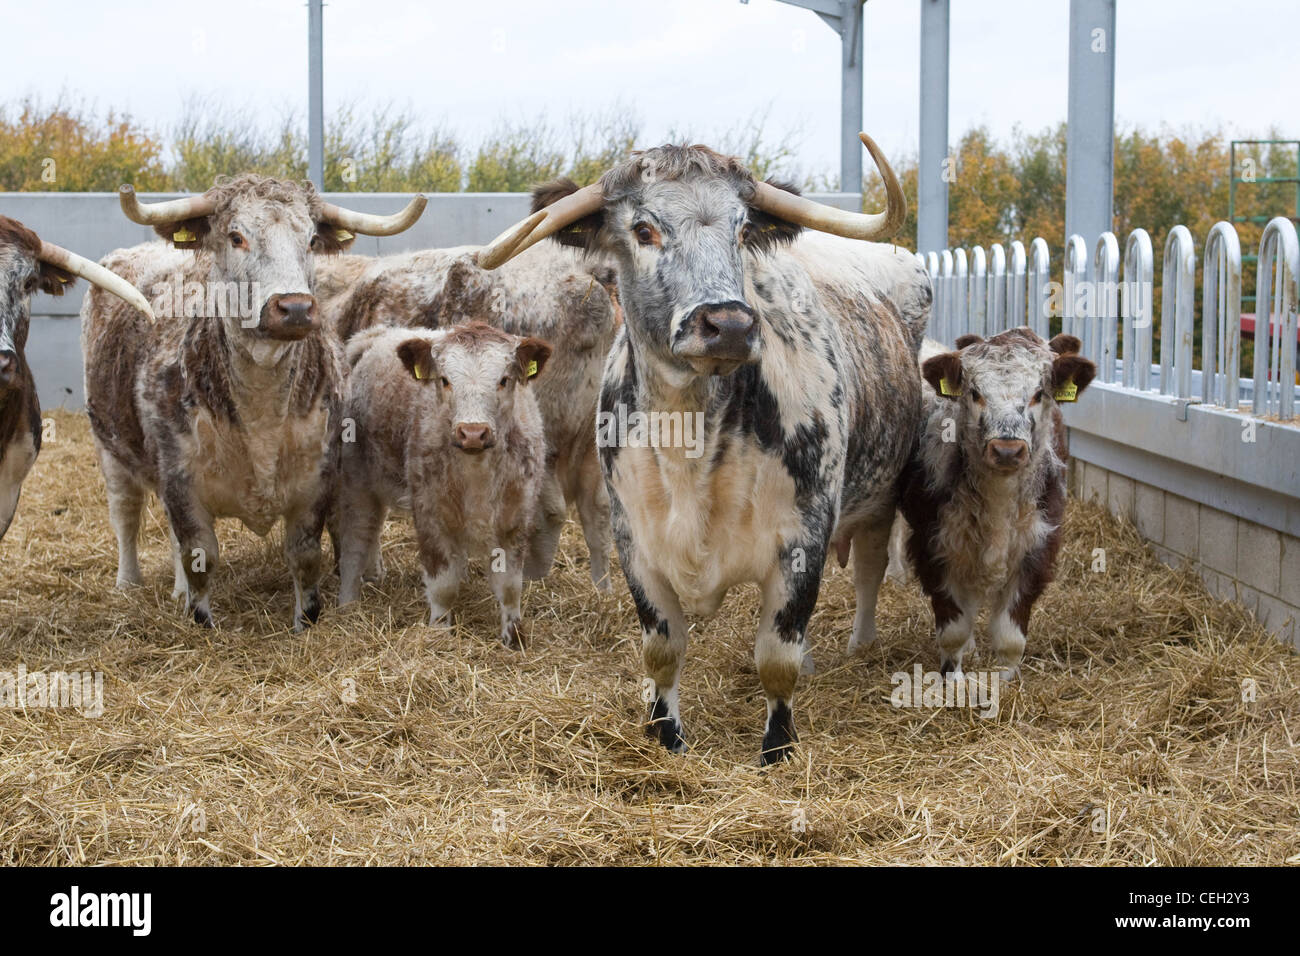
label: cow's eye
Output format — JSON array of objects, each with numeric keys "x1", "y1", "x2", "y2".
[
  {"x1": 1032, "y1": 389, "x2": 1044, "y2": 404},
  {"x1": 969, "y1": 387, "x2": 983, "y2": 402},
  {"x1": 498, "y1": 377, "x2": 509, "y2": 388},
  {"x1": 229, "y1": 232, "x2": 245, "y2": 248},
  {"x1": 440, "y1": 376, "x2": 450, "y2": 389},
  {"x1": 633, "y1": 222, "x2": 658, "y2": 246},
  {"x1": 739, "y1": 223, "x2": 752, "y2": 245}
]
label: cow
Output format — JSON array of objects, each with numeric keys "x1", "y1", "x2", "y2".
[
  {"x1": 317, "y1": 241, "x2": 619, "y2": 590},
  {"x1": 476, "y1": 133, "x2": 930, "y2": 764},
  {"x1": 80, "y1": 174, "x2": 425, "y2": 629},
  {"x1": 0, "y1": 216, "x2": 153, "y2": 541},
  {"x1": 337, "y1": 322, "x2": 551, "y2": 648},
  {"x1": 896, "y1": 328, "x2": 1095, "y2": 678}
]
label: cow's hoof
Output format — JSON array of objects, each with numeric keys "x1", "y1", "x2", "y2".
[
  {"x1": 500, "y1": 620, "x2": 524, "y2": 651},
  {"x1": 646, "y1": 698, "x2": 687, "y2": 753},
  {"x1": 301, "y1": 592, "x2": 322, "y2": 626},
  {"x1": 759, "y1": 702, "x2": 797, "y2": 766},
  {"x1": 192, "y1": 606, "x2": 213, "y2": 628}
]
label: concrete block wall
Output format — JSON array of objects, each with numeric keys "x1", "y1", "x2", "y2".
[{"x1": 1069, "y1": 458, "x2": 1299, "y2": 648}]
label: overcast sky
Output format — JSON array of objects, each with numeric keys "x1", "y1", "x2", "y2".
[{"x1": 4, "y1": 0, "x2": 1295, "y2": 183}]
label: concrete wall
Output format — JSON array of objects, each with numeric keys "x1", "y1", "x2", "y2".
[
  {"x1": 1064, "y1": 382, "x2": 1300, "y2": 649},
  {"x1": 1, "y1": 190, "x2": 862, "y2": 409}
]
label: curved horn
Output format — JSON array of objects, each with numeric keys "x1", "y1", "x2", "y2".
[
  {"x1": 118, "y1": 185, "x2": 216, "y2": 226},
  {"x1": 751, "y1": 132, "x2": 906, "y2": 242},
  {"x1": 320, "y1": 195, "x2": 427, "y2": 236},
  {"x1": 476, "y1": 184, "x2": 604, "y2": 270},
  {"x1": 38, "y1": 241, "x2": 155, "y2": 321}
]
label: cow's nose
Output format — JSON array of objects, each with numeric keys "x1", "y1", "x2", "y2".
[
  {"x1": 985, "y1": 438, "x2": 1029, "y2": 470},
  {"x1": 0, "y1": 350, "x2": 16, "y2": 388},
  {"x1": 453, "y1": 422, "x2": 494, "y2": 453},
  {"x1": 690, "y1": 302, "x2": 757, "y2": 360},
  {"x1": 269, "y1": 294, "x2": 318, "y2": 325}
]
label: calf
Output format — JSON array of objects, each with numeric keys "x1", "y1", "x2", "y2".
[
  {"x1": 81, "y1": 174, "x2": 424, "y2": 628},
  {"x1": 337, "y1": 322, "x2": 551, "y2": 648},
  {"x1": 897, "y1": 328, "x2": 1095, "y2": 677},
  {"x1": 0, "y1": 216, "x2": 152, "y2": 541},
  {"x1": 476, "y1": 133, "x2": 928, "y2": 763},
  {"x1": 318, "y1": 242, "x2": 619, "y2": 589}
]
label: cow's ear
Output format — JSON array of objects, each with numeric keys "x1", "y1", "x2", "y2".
[
  {"x1": 515, "y1": 336, "x2": 552, "y2": 383},
  {"x1": 153, "y1": 216, "x2": 211, "y2": 250},
  {"x1": 1051, "y1": 353, "x2": 1095, "y2": 402},
  {"x1": 313, "y1": 224, "x2": 356, "y2": 255},
  {"x1": 36, "y1": 263, "x2": 76, "y2": 296},
  {"x1": 396, "y1": 338, "x2": 436, "y2": 382},
  {"x1": 533, "y1": 178, "x2": 603, "y2": 251},
  {"x1": 954, "y1": 333, "x2": 984, "y2": 350},
  {"x1": 922, "y1": 352, "x2": 964, "y2": 400},
  {"x1": 1049, "y1": 333, "x2": 1082, "y2": 356},
  {"x1": 744, "y1": 179, "x2": 804, "y2": 252}
]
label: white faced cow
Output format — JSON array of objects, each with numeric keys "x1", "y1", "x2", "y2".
[
  {"x1": 80, "y1": 175, "x2": 424, "y2": 629},
  {"x1": 479, "y1": 134, "x2": 931, "y2": 764},
  {"x1": 897, "y1": 328, "x2": 1095, "y2": 678},
  {"x1": 0, "y1": 216, "x2": 153, "y2": 541}
]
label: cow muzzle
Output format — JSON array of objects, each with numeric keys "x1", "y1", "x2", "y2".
[
  {"x1": 260, "y1": 294, "x2": 320, "y2": 340},
  {"x1": 0, "y1": 350, "x2": 16, "y2": 391},
  {"x1": 984, "y1": 438, "x2": 1029, "y2": 472},
  {"x1": 673, "y1": 301, "x2": 760, "y2": 375},
  {"x1": 453, "y1": 422, "x2": 495, "y2": 454}
]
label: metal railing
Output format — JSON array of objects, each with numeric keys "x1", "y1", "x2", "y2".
[{"x1": 922, "y1": 218, "x2": 1300, "y2": 422}]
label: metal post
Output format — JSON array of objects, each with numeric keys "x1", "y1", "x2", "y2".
[
  {"x1": 308, "y1": 0, "x2": 324, "y2": 190},
  {"x1": 1064, "y1": 0, "x2": 1116, "y2": 256},
  {"x1": 772, "y1": 1, "x2": 866, "y2": 194},
  {"x1": 918, "y1": 0, "x2": 949, "y2": 254}
]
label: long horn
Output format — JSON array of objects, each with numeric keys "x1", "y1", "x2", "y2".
[
  {"x1": 38, "y1": 241, "x2": 155, "y2": 321},
  {"x1": 118, "y1": 185, "x2": 216, "y2": 226},
  {"x1": 320, "y1": 195, "x2": 427, "y2": 236},
  {"x1": 476, "y1": 184, "x2": 604, "y2": 270},
  {"x1": 751, "y1": 132, "x2": 906, "y2": 242}
]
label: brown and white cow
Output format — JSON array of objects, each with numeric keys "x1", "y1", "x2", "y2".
[
  {"x1": 80, "y1": 175, "x2": 424, "y2": 629},
  {"x1": 897, "y1": 328, "x2": 1095, "y2": 677},
  {"x1": 337, "y1": 322, "x2": 551, "y2": 648},
  {"x1": 0, "y1": 216, "x2": 153, "y2": 541},
  {"x1": 318, "y1": 242, "x2": 619, "y2": 589},
  {"x1": 476, "y1": 134, "x2": 929, "y2": 764}
]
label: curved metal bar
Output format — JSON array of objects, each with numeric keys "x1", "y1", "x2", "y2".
[{"x1": 1122, "y1": 228, "x2": 1154, "y2": 390}]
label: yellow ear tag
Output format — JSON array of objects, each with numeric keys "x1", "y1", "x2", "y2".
[
  {"x1": 334, "y1": 229, "x2": 354, "y2": 242},
  {"x1": 413, "y1": 364, "x2": 424, "y2": 380},
  {"x1": 527, "y1": 359, "x2": 538, "y2": 379},
  {"x1": 939, "y1": 376, "x2": 961, "y2": 397},
  {"x1": 1053, "y1": 381, "x2": 1078, "y2": 403},
  {"x1": 173, "y1": 228, "x2": 197, "y2": 243}
]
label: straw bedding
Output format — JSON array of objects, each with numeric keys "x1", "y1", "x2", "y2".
[{"x1": 1, "y1": 409, "x2": 1295, "y2": 865}]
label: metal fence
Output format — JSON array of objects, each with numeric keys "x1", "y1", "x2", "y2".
[{"x1": 921, "y1": 217, "x2": 1300, "y2": 421}]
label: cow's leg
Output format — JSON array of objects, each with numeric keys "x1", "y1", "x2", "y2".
[
  {"x1": 337, "y1": 491, "x2": 385, "y2": 606},
  {"x1": 848, "y1": 518, "x2": 894, "y2": 653},
  {"x1": 488, "y1": 541, "x2": 528, "y2": 650},
  {"x1": 100, "y1": 450, "x2": 145, "y2": 588},
  {"x1": 575, "y1": 446, "x2": 612, "y2": 592},
  {"x1": 161, "y1": 479, "x2": 219, "y2": 628},
  {"x1": 363, "y1": 502, "x2": 387, "y2": 583},
  {"x1": 413, "y1": 510, "x2": 463, "y2": 626},
  {"x1": 994, "y1": 538, "x2": 1057, "y2": 679},
  {"x1": 284, "y1": 502, "x2": 327, "y2": 632},
  {"x1": 755, "y1": 539, "x2": 827, "y2": 766},
  {"x1": 630, "y1": 563, "x2": 690, "y2": 754},
  {"x1": 524, "y1": 467, "x2": 566, "y2": 581},
  {"x1": 885, "y1": 513, "x2": 910, "y2": 582},
  {"x1": 934, "y1": 590, "x2": 978, "y2": 677}
]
